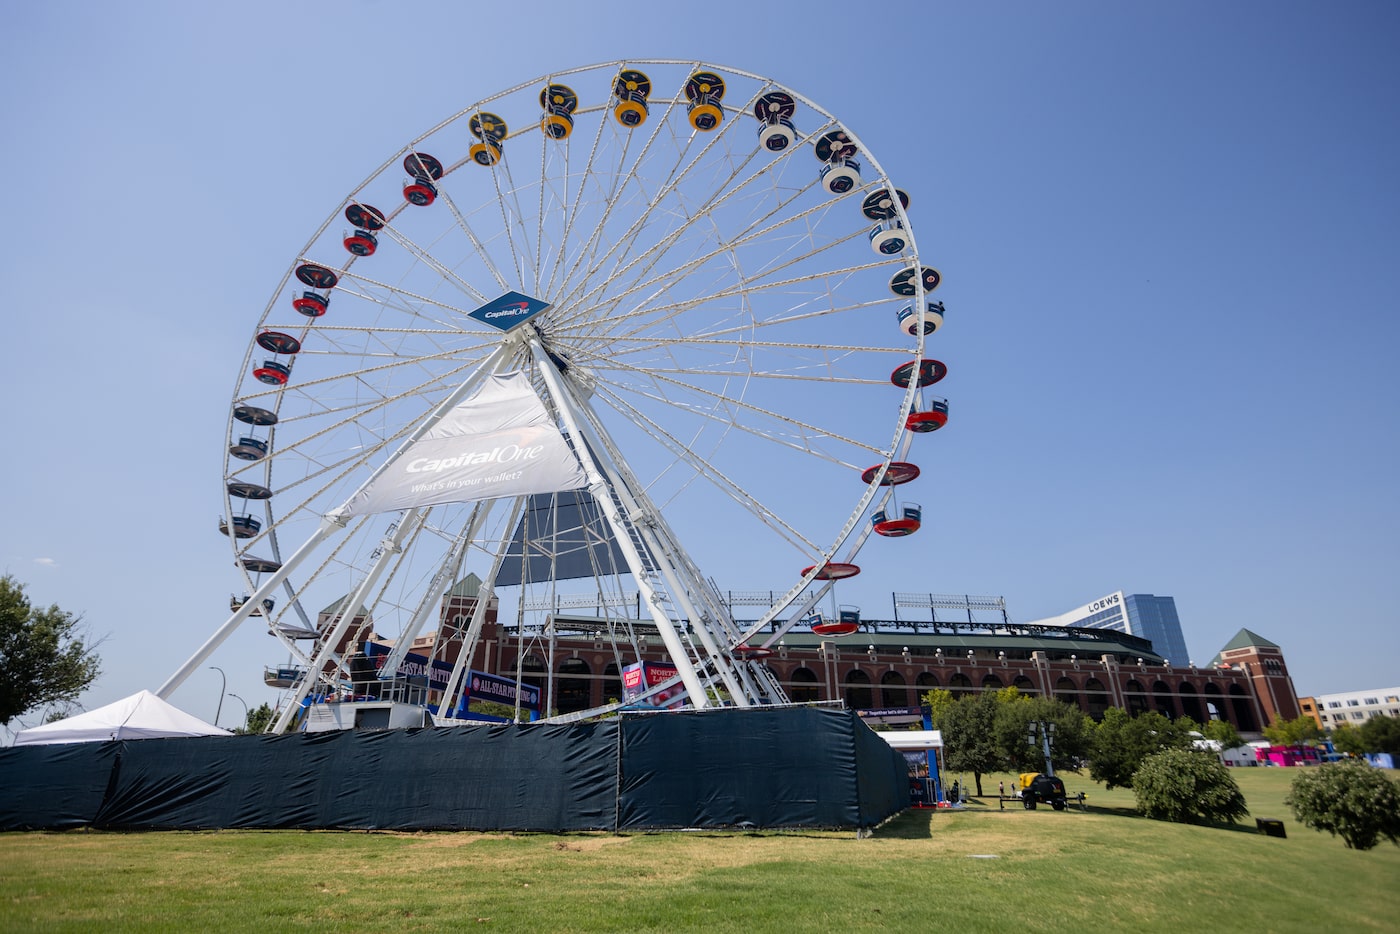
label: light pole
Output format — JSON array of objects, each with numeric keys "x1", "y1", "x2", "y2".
[
  {"x1": 209, "y1": 666, "x2": 226, "y2": 727},
  {"x1": 228, "y1": 692, "x2": 249, "y2": 730},
  {"x1": 1027, "y1": 720, "x2": 1057, "y2": 776}
]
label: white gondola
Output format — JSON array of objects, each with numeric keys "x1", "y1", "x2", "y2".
[{"x1": 821, "y1": 158, "x2": 861, "y2": 194}]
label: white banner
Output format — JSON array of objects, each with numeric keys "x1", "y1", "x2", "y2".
[{"x1": 335, "y1": 372, "x2": 587, "y2": 518}]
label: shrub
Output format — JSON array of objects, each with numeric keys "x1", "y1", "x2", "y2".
[
  {"x1": 1090, "y1": 708, "x2": 1195, "y2": 790},
  {"x1": 1132, "y1": 748, "x2": 1249, "y2": 824},
  {"x1": 1285, "y1": 760, "x2": 1400, "y2": 850}
]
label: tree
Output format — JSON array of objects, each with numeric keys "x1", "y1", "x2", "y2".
[
  {"x1": 919, "y1": 688, "x2": 954, "y2": 727},
  {"x1": 1201, "y1": 718, "x2": 1244, "y2": 752},
  {"x1": 1359, "y1": 716, "x2": 1400, "y2": 757},
  {"x1": 1286, "y1": 760, "x2": 1400, "y2": 850},
  {"x1": 235, "y1": 703, "x2": 275, "y2": 735},
  {"x1": 0, "y1": 575, "x2": 101, "y2": 727},
  {"x1": 1331, "y1": 721, "x2": 1366, "y2": 757},
  {"x1": 994, "y1": 695, "x2": 1091, "y2": 775},
  {"x1": 1088, "y1": 708, "x2": 1194, "y2": 790},
  {"x1": 1132, "y1": 748, "x2": 1250, "y2": 824},
  {"x1": 939, "y1": 693, "x2": 1003, "y2": 796},
  {"x1": 1262, "y1": 714, "x2": 1325, "y2": 747},
  {"x1": 1334, "y1": 716, "x2": 1400, "y2": 758}
]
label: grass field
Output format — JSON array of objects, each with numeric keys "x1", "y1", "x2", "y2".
[{"x1": 3, "y1": 768, "x2": 1397, "y2": 932}]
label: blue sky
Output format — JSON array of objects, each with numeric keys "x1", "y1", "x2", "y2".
[{"x1": 2, "y1": 1, "x2": 1396, "y2": 730}]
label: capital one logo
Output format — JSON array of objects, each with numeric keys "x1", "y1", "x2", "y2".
[{"x1": 469, "y1": 290, "x2": 551, "y2": 331}]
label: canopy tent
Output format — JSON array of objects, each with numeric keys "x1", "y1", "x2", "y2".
[
  {"x1": 12, "y1": 690, "x2": 232, "y2": 746},
  {"x1": 878, "y1": 730, "x2": 944, "y2": 752}
]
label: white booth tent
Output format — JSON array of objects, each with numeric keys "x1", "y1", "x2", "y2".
[
  {"x1": 13, "y1": 690, "x2": 232, "y2": 746},
  {"x1": 878, "y1": 730, "x2": 944, "y2": 753}
]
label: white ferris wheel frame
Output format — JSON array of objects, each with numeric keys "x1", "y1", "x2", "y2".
[{"x1": 159, "y1": 60, "x2": 940, "y2": 727}]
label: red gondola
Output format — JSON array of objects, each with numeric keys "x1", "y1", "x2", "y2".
[
  {"x1": 890, "y1": 359, "x2": 947, "y2": 389},
  {"x1": 861, "y1": 462, "x2": 920, "y2": 486},
  {"x1": 812, "y1": 605, "x2": 861, "y2": 637},
  {"x1": 253, "y1": 360, "x2": 291, "y2": 385},
  {"x1": 731, "y1": 644, "x2": 774, "y2": 660},
  {"x1": 344, "y1": 229, "x2": 378, "y2": 256},
  {"x1": 403, "y1": 178, "x2": 438, "y2": 206},
  {"x1": 800, "y1": 562, "x2": 861, "y2": 580},
  {"x1": 295, "y1": 263, "x2": 339, "y2": 290},
  {"x1": 344, "y1": 203, "x2": 386, "y2": 231},
  {"x1": 256, "y1": 331, "x2": 301, "y2": 355},
  {"x1": 872, "y1": 504, "x2": 922, "y2": 537},
  {"x1": 403, "y1": 152, "x2": 443, "y2": 206},
  {"x1": 292, "y1": 290, "x2": 329, "y2": 317},
  {"x1": 907, "y1": 401, "x2": 949, "y2": 433}
]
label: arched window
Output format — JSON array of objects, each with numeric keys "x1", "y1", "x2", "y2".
[
  {"x1": 1228, "y1": 684, "x2": 1258, "y2": 732},
  {"x1": 880, "y1": 670, "x2": 909, "y2": 708},
  {"x1": 1152, "y1": 680, "x2": 1176, "y2": 718},
  {"x1": 845, "y1": 669, "x2": 873, "y2": 710},
  {"x1": 557, "y1": 657, "x2": 592, "y2": 714},
  {"x1": 602, "y1": 663, "x2": 621, "y2": 705},
  {"x1": 981, "y1": 674, "x2": 1004, "y2": 691},
  {"x1": 1083, "y1": 677, "x2": 1111, "y2": 720},
  {"x1": 1203, "y1": 682, "x2": 1226, "y2": 724},
  {"x1": 1012, "y1": 675, "x2": 1036, "y2": 695},
  {"x1": 947, "y1": 672, "x2": 972, "y2": 696},
  {"x1": 1055, "y1": 676, "x2": 1079, "y2": 710},
  {"x1": 789, "y1": 667, "x2": 819, "y2": 703},
  {"x1": 1179, "y1": 683, "x2": 1205, "y2": 723},
  {"x1": 1124, "y1": 679, "x2": 1148, "y2": 716}
]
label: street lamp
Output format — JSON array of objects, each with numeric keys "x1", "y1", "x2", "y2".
[
  {"x1": 209, "y1": 666, "x2": 226, "y2": 727},
  {"x1": 228, "y1": 692, "x2": 250, "y2": 729}
]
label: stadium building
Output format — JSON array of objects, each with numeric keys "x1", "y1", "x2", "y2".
[{"x1": 292, "y1": 584, "x2": 1280, "y2": 734}]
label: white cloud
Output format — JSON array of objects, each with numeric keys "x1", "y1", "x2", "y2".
[{"x1": 32, "y1": 557, "x2": 58, "y2": 568}]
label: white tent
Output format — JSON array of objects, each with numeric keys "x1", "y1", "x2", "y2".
[
  {"x1": 12, "y1": 690, "x2": 232, "y2": 746},
  {"x1": 878, "y1": 729, "x2": 944, "y2": 752}
]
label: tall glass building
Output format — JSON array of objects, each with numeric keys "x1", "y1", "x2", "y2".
[{"x1": 1024, "y1": 591, "x2": 1191, "y2": 666}]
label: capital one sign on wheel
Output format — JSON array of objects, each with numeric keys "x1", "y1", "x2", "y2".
[{"x1": 335, "y1": 371, "x2": 587, "y2": 518}]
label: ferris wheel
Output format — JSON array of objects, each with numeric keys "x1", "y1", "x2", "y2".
[{"x1": 160, "y1": 60, "x2": 950, "y2": 725}]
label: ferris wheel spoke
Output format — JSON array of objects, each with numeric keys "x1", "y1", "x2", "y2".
[
  {"x1": 580, "y1": 353, "x2": 885, "y2": 463},
  {"x1": 549, "y1": 99, "x2": 759, "y2": 322},
  {"x1": 548, "y1": 115, "x2": 692, "y2": 321},
  {"x1": 549, "y1": 113, "x2": 838, "y2": 335},
  {"x1": 433, "y1": 183, "x2": 516, "y2": 296},
  {"x1": 591, "y1": 383, "x2": 820, "y2": 553},
  {"x1": 551, "y1": 227, "x2": 890, "y2": 346},
  {"x1": 358, "y1": 225, "x2": 493, "y2": 309}
]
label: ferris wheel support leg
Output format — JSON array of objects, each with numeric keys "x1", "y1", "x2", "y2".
[
  {"x1": 437, "y1": 496, "x2": 525, "y2": 722},
  {"x1": 373, "y1": 501, "x2": 491, "y2": 683},
  {"x1": 528, "y1": 338, "x2": 712, "y2": 709},
  {"x1": 156, "y1": 516, "x2": 347, "y2": 701},
  {"x1": 538, "y1": 357, "x2": 751, "y2": 705},
  {"x1": 270, "y1": 510, "x2": 427, "y2": 734}
]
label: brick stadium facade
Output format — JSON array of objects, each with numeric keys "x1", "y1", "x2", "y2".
[{"x1": 309, "y1": 582, "x2": 1287, "y2": 734}]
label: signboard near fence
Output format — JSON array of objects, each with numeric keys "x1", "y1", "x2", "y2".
[{"x1": 622, "y1": 662, "x2": 683, "y2": 709}]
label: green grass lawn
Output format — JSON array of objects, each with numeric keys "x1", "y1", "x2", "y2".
[{"x1": 3, "y1": 767, "x2": 1396, "y2": 933}]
